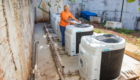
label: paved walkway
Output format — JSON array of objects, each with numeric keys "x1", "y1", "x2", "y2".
[{"x1": 34, "y1": 23, "x2": 59, "y2": 80}]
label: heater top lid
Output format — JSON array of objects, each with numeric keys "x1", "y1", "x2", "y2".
[
  {"x1": 52, "y1": 13, "x2": 60, "y2": 15},
  {"x1": 95, "y1": 34, "x2": 121, "y2": 43},
  {"x1": 51, "y1": 13, "x2": 60, "y2": 17},
  {"x1": 80, "y1": 33, "x2": 126, "y2": 50},
  {"x1": 75, "y1": 24, "x2": 91, "y2": 28}
]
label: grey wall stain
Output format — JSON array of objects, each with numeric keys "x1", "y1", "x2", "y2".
[{"x1": 102, "y1": 0, "x2": 108, "y2": 6}]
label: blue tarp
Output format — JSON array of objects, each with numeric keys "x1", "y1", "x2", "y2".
[{"x1": 81, "y1": 11, "x2": 97, "y2": 20}]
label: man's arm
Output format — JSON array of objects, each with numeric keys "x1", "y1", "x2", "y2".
[
  {"x1": 65, "y1": 19, "x2": 76, "y2": 25},
  {"x1": 70, "y1": 12, "x2": 79, "y2": 22},
  {"x1": 71, "y1": 17, "x2": 79, "y2": 22}
]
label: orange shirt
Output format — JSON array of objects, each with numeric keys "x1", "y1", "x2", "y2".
[{"x1": 60, "y1": 11, "x2": 73, "y2": 27}]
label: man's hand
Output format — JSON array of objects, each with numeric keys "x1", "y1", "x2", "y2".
[
  {"x1": 72, "y1": 17, "x2": 80, "y2": 23},
  {"x1": 76, "y1": 19, "x2": 79, "y2": 22},
  {"x1": 78, "y1": 21, "x2": 81, "y2": 24},
  {"x1": 65, "y1": 19, "x2": 76, "y2": 25},
  {"x1": 71, "y1": 22, "x2": 76, "y2": 25}
]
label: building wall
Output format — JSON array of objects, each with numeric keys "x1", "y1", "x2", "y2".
[
  {"x1": 122, "y1": 0, "x2": 140, "y2": 30},
  {"x1": 64, "y1": 0, "x2": 140, "y2": 30},
  {"x1": 0, "y1": 0, "x2": 34, "y2": 80},
  {"x1": 33, "y1": 0, "x2": 64, "y2": 22}
]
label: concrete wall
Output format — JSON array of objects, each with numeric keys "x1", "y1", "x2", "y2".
[
  {"x1": 64, "y1": 0, "x2": 140, "y2": 30},
  {"x1": 0, "y1": 0, "x2": 34, "y2": 79},
  {"x1": 33, "y1": 0, "x2": 64, "y2": 22},
  {"x1": 122, "y1": 0, "x2": 140, "y2": 30}
]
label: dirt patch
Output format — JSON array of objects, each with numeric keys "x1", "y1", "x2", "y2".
[{"x1": 92, "y1": 21, "x2": 99, "y2": 23}]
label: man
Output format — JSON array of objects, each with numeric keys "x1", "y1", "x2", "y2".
[{"x1": 59, "y1": 5, "x2": 79, "y2": 46}]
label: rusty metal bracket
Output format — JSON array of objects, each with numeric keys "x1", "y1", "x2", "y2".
[
  {"x1": 65, "y1": 70, "x2": 79, "y2": 76},
  {"x1": 44, "y1": 23, "x2": 65, "y2": 80}
]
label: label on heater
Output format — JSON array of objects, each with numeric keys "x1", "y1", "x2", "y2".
[
  {"x1": 77, "y1": 31, "x2": 81, "y2": 32},
  {"x1": 80, "y1": 52, "x2": 83, "y2": 55},
  {"x1": 80, "y1": 59, "x2": 84, "y2": 67},
  {"x1": 103, "y1": 49, "x2": 110, "y2": 51}
]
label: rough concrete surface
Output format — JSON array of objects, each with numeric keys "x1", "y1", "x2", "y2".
[
  {"x1": 34, "y1": 23, "x2": 60, "y2": 80},
  {"x1": 126, "y1": 42, "x2": 140, "y2": 54},
  {"x1": 121, "y1": 54, "x2": 140, "y2": 79}
]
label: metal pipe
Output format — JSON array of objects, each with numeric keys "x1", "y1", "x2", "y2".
[
  {"x1": 44, "y1": 24, "x2": 50, "y2": 44},
  {"x1": 64, "y1": 70, "x2": 79, "y2": 76},
  {"x1": 35, "y1": 7, "x2": 37, "y2": 24},
  {"x1": 81, "y1": 0, "x2": 85, "y2": 12},
  {"x1": 44, "y1": 24, "x2": 64, "y2": 79},
  {"x1": 35, "y1": 41, "x2": 39, "y2": 80},
  {"x1": 50, "y1": 41, "x2": 64, "y2": 80},
  {"x1": 81, "y1": 0, "x2": 83, "y2": 11},
  {"x1": 120, "y1": 0, "x2": 124, "y2": 22},
  {"x1": 44, "y1": 23, "x2": 65, "y2": 76},
  {"x1": 44, "y1": 23, "x2": 64, "y2": 67},
  {"x1": 38, "y1": 0, "x2": 51, "y2": 15},
  {"x1": 38, "y1": 7, "x2": 51, "y2": 15}
]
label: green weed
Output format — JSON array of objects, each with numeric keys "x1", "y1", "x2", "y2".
[
  {"x1": 132, "y1": 41, "x2": 136, "y2": 44},
  {"x1": 138, "y1": 45, "x2": 140, "y2": 49},
  {"x1": 96, "y1": 30, "x2": 102, "y2": 33},
  {"x1": 121, "y1": 32, "x2": 125, "y2": 35},
  {"x1": 126, "y1": 34, "x2": 133, "y2": 38},
  {"x1": 105, "y1": 32, "x2": 110, "y2": 34},
  {"x1": 115, "y1": 28, "x2": 134, "y2": 34},
  {"x1": 134, "y1": 37, "x2": 137, "y2": 39},
  {"x1": 136, "y1": 31, "x2": 140, "y2": 33},
  {"x1": 126, "y1": 39, "x2": 130, "y2": 43},
  {"x1": 125, "y1": 38, "x2": 130, "y2": 43},
  {"x1": 108, "y1": 27, "x2": 113, "y2": 30},
  {"x1": 134, "y1": 51, "x2": 140, "y2": 57},
  {"x1": 100, "y1": 21, "x2": 106, "y2": 27},
  {"x1": 137, "y1": 38, "x2": 140, "y2": 44}
]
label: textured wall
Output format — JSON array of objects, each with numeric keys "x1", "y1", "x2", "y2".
[
  {"x1": 122, "y1": 0, "x2": 140, "y2": 30},
  {"x1": 64, "y1": 0, "x2": 140, "y2": 30},
  {"x1": 33, "y1": 0, "x2": 64, "y2": 22},
  {"x1": 0, "y1": 0, "x2": 34, "y2": 80}
]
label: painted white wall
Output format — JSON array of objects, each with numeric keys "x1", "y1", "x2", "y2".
[{"x1": 64, "y1": 0, "x2": 140, "y2": 30}]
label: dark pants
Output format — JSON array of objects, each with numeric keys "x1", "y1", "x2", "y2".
[{"x1": 60, "y1": 26, "x2": 66, "y2": 46}]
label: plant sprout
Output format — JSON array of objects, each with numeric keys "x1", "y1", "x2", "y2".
[
  {"x1": 127, "y1": 0, "x2": 135, "y2": 3},
  {"x1": 46, "y1": 0, "x2": 62, "y2": 13},
  {"x1": 69, "y1": 0, "x2": 76, "y2": 3}
]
